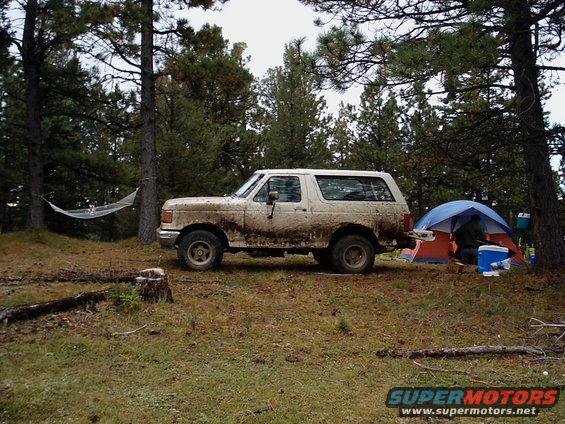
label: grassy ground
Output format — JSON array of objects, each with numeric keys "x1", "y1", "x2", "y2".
[{"x1": 0, "y1": 231, "x2": 563, "y2": 423}]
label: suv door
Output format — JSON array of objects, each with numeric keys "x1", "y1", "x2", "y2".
[{"x1": 244, "y1": 175, "x2": 311, "y2": 248}]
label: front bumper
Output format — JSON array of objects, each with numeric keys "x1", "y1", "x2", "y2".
[{"x1": 156, "y1": 228, "x2": 180, "y2": 247}]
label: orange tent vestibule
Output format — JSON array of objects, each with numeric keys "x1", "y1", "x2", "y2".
[{"x1": 401, "y1": 231, "x2": 526, "y2": 265}]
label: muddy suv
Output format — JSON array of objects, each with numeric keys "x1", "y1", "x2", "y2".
[{"x1": 157, "y1": 169, "x2": 433, "y2": 273}]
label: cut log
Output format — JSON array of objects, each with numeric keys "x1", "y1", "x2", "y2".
[
  {"x1": 375, "y1": 345, "x2": 562, "y2": 359},
  {"x1": 1, "y1": 268, "x2": 173, "y2": 324},
  {"x1": 0, "y1": 289, "x2": 108, "y2": 324}
]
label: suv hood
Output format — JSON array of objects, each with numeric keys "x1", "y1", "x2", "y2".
[{"x1": 163, "y1": 196, "x2": 245, "y2": 211}]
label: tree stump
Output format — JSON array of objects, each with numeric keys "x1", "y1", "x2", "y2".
[{"x1": 134, "y1": 268, "x2": 174, "y2": 303}]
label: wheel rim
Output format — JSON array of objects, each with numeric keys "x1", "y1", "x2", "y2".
[
  {"x1": 187, "y1": 240, "x2": 213, "y2": 266},
  {"x1": 342, "y1": 244, "x2": 367, "y2": 270}
]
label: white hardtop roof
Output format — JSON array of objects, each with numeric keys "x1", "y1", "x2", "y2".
[{"x1": 255, "y1": 168, "x2": 391, "y2": 178}]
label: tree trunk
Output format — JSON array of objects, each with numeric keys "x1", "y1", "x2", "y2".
[
  {"x1": 22, "y1": 0, "x2": 44, "y2": 229},
  {"x1": 138, "y1": 0, "x2": 159, "y2": 242},
  {"x1": 0, "y1": 112, "x2": 12, "y2": 232},
  {"x1": 504, "y1": 1, "x2": 565, "y2": 269}
]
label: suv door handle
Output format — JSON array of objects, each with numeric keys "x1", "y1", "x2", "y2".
[{"x1": 294, "y1": 207, "x2": 307, "y2": 212}]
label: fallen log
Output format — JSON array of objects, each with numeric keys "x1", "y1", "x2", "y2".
[
  {"x1": 1, "y1": 268, "x2": 173, "y2": 324},
  {"x1": 57, "y1": 268, "x2": 139, "y2": 284},
  {"x1": 0, "y1": 289, "x2": 108, "y2": 324},
  {"x1": 374, "y1": 345, "x2": 563, "y2": 359},
  {"x1": 0, "y1": 269, "x2": 139, "y2": 286}
]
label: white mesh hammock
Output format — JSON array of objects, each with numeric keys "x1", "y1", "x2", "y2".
[{"x1": 47, "y1": 189, "x2": 138, "y2": 219}]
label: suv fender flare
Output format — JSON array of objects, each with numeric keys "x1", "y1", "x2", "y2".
[
  {"x1": 177, "y1": 224, "x2": 229, "y2": 249},
  {"x1": 328, "y1": 224, "x2": 380, "y2": 250}
]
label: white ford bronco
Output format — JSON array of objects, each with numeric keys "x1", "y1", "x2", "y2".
[{"x1": 157, "y1": 169, "x2": 433, "y2": 273}]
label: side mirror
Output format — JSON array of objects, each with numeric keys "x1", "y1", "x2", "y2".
[
  {"x1": 267, "y1": 191, "x2": 279, "y2": 219},
  {"x1": 267, "y1": 191, "x2": 279, "y2": 205}
]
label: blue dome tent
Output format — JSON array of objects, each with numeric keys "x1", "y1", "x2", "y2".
[{"x1": 401, "y1": 200, "x2": 526, "y2": 264}]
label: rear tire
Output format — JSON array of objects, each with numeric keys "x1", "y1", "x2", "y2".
[
  {"x1": 178, "y1": 230, "x2": 224, "y2": 271},
  {"x1": 331, "y1": 235, "x2": 374, "y2": 274}
]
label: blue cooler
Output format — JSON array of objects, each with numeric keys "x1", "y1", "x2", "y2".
[
  {"x1": 478, "y1": 245, "x2": 509, "y2": 273},
  {"x1": 516, "y1": 213, "x2": 530, "y2": 230}
]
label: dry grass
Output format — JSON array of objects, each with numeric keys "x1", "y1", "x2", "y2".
[{"x1": 0, "y1": 231, "x2": 563, "y2": 423}]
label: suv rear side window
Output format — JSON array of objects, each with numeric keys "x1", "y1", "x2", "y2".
[
  {"x1": 254, "y1": 176, "x2": 302, "y2": 203},
  {"x1": 316, "y1": 176, "x2": 394, "y2": 202}
]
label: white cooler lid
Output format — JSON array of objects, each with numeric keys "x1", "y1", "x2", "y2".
[{"x1": 478, "y1": 245, "x2": 509, "y2": 253}]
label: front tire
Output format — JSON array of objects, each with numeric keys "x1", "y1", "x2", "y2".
[
  {"x1": 178, "y1": 230, "x2": 224, "y2": 271},
  {"x1": 330, "y1": 235, "x2": 374, "y2": 274}
]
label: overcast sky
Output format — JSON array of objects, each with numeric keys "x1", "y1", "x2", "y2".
[
  {"x1": 184, "y1": 0, "x2": 362, "y2": 115},
  {"x1": 185, "y1": 0, "x2": 564, "y2": 127}
]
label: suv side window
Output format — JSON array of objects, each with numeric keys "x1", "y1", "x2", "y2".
[
  {"x1": 316, "y1": 176, "x2": 395, "y2": 202},
  {"x1": 254, "y1": 176, "x2": 302, "y2": 203}
]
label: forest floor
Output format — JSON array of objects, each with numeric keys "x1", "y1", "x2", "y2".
[{"x1": 0, "y1": 231, "x2": 563, "y2": 423}]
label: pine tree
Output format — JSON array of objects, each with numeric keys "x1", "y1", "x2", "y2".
[
  {"x1": 258, "y1": 44, "x2": 331, "y2": 169},
  {"x1": 398, "y1": 84, "x2": 443, "y2": 217},
  {"x1": 329, "y1": 102, "x2": 355, "y2": 168},
  {"x1": 0, "y1": 51, "x2": 137, "y2": 238},
  {"x1": 41, "y1": 54, "x2": 137, "y2": 239},
  {"x1": 2, "y1": 0, "x2": 89, "y2": 229},
  {"x1": 0, "y1": 61, "x2": 25, "y2": 231},
  {"x1": 157, "y1": 25, "x2": 256, "y2": 198},
  {"x1": 350, "y1": 86, "x2": 403, "y2": 176}
]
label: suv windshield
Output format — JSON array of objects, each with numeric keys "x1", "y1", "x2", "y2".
[{"x1": 232, "y1": 174, "x2": 264, "y2": 198}]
